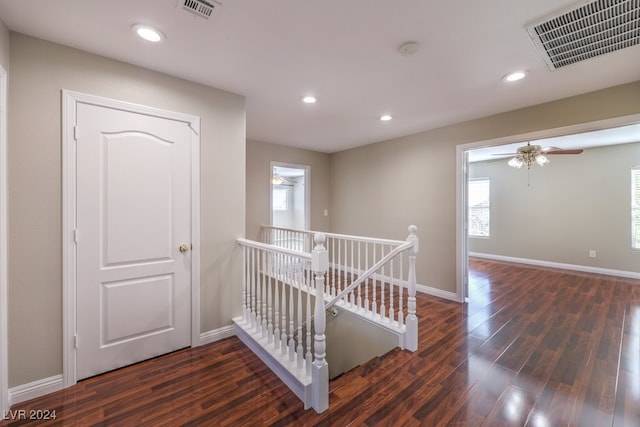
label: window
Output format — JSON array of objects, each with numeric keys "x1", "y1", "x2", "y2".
[
  {"x1": 468, "y1": 178, "x2": 490, "y2": 237},
  {"x1": 633, "y1": 167, "x2": 640, "y2": 249},
  {"x1": 272, "y1": 187, "x2": 288, "y2": 211}
]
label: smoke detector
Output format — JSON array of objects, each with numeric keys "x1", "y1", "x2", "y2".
[
  {"x1": 180, "y1": 0, "x2": 216, "y2": 19},
  {"x1": 399, "y1": 41, "x2": 420, "y2": 56},
  {"x1": 526, "y1": 0, "x2": 640, "y2": 70}
]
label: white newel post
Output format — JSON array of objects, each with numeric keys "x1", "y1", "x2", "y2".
[
  {"x1": 405, "y1": 225, "x2": 419, "y2": 352},
  {"x1": 311, "y1": 233, "x2": 329, "y2": 413}
]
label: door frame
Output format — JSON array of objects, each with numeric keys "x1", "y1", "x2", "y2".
[
  {"x1": 456, "y1": 112, "x2": 640, "y2": 302},
  {"x1": 62, "y1": 90, "x2": 201, "y2": 387},
  {"x1": 0, "y1": 66, "x2": 8, "y2": 413},
  {"x1": 270, "y1": 161, "x2": 311, "y2": 230}
]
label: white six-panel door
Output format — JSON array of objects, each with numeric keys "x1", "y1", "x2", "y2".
[{"x1": 75, "y1": 101, "x2": 193, "y2": 380}]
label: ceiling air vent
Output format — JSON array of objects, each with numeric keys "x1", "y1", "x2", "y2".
[
  {"x1": 526, "y1": 0, "x2": 640, "y2": 70},
  {"x1": 181, "y1": 0, "x2": 215, "y2": 19}
]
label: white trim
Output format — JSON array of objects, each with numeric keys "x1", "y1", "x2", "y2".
[
  {"x1": 9, "y1": 375, "x2": 64, "y2": 406},
  {"x1": 190, "y1": 116, "x2": 202, "y2": 347},
  {"x1": 470, "y1": 252, "x2": 640, "y2": 280},
  {"x1": 199, "y1": 325, "x2": 236, "y2": 346},
  {"x1": 270, "y1": 161, "x2": 311, "y2": 231},
  {"x1": 62, "y1": 90, "x2": 201, "y2": 388},
  {"x1": 456, "y1": 145, "x2": 468, "y2": 303},
  {"x1": 0, "y1": 66, "x2": 8, "y2": 414},
  {"x1": 456, "y1": 113, "x2": 640, "y2": 301},
  {"x1": 416, "y1": 284, "x2": 459, "y2": 301}
]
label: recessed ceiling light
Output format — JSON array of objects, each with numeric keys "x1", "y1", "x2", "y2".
[
  {"x1": 503, "y1": 71, "x2": 527, "y2": 82},
  {"x1": 132, "y1": 24, "x2": 164, "y2": 43},
  {"x1": 302, "y1": 96, "x2": 317, "y2": 104},
  {"x1": 380, "y1": 114, "x2": 392, "y2": 121}
]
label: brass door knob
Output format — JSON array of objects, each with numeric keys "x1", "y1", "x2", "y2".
[{"x1": 179, "y1": 244, "x2": 189, "y2": 253}]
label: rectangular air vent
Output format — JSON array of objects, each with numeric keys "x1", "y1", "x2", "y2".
[
  {"x1": 526, "y1": 0, "x2": 640, "y2": 70},
  {"x1": 182, "y1": 0, "x2": 215, "y2": 19}
]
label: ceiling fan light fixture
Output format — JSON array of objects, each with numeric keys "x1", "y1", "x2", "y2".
[
  {"x1": 535, "y1": 154, "x2": 549, "y2": 166},
  {"x1": 508, "y1": 156, "x2": 524, "y2": 168},
  {"x1": 272, "y1": 175, "x2": 284, "y2": 185}
]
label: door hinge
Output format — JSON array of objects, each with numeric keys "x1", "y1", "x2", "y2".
[
  {"x1": 74, "y1": 229, "x2": 79, "y2": 243},
  {"x1": 74, "y1": 125, "x2": 79, "y2": 141},
  {"x1": 74, "y1": 334, "x2": 79, "y2": 349}
]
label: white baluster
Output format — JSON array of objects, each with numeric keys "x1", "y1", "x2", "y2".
[
  {"x1": 364, "y1": 242, "x2": 370, "y2": 313},
  {"x1": 251, "y1": 247, "x2": 257, "y2": 329},
  {"x1": 398, "y1": 252, "x2": 404, "y2": 328},
  {"x1": 357, "y1": 241, "x2": 362, "y2": 310},
  {"x1": 331, "y1": 237, "x2": 336, "y2": 297},
  {"x1": 281, "y1": 255, "x2": 287, "y2": 355},
  {"x1": 338, "y1": 238, "x2": 342, "y2": 296},
  {"x1": 406, "y1": 225, "x2": 419, "y2": 352},
  {"x1": 242, "y1": 245, "x2": 247, "y2": 322},
  {"x1": 274, "y1": 256, "x2": 281, "y2": 350},
  {"x1": 305, "y1": 271, "x2": 312, "y2": 376},
  {"x1": 267, "y1": 252, "x2": 273, "y2": 343},
  {"x1": 372, "y1": 244, "x2": 377, "y2": 316},
  {"x1": 349, "y1": 240, "x2": 354, "y2": 306},
  {"x1": 380, "y1": 245, "x2": 386, "y2": 320},
  {"x1": 261, "y1": 251, "x2": 268, "y2": 337},
  {"x1": 297, "y1": 271, "x2": 303, "y2": 369},
  {"x1": 389, "y1": 253, "x2": 394, "y2": 324},
  {"x1": 288, "y1": 268, "x2": 295, "y2": 362},
  {"x1": 311, "y1": 233, "x2": 328, "y2": 413}
]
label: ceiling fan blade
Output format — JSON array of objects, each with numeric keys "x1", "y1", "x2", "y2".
[
  {"x1": 542, "y1": 148, "x2": 584, "y2": 155},
  {"x1": 491, "y1": 153, "x2": 519, "y2": 156}
]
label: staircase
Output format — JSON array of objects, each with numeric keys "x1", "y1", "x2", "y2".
[{"x1": 233, "y1": 225, "x2": 419, "y2": 413}]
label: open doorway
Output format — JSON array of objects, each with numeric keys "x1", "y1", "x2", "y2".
[
  {"x1": 457, "y1": 116, "x2": 640, "y2": 303},
  {"x1": 270, "y1": 162, "x2": 310, "y2": 250}
]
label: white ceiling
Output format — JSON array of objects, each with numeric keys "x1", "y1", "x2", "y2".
[{"x1": 0, "y1": 0, "x2": 639, "y2": 153}]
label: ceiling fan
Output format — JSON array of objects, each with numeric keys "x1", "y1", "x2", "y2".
[
  {"x1": 493, "y1": 142, "x2": 584, "y2": 169},
  {"x1": 272, "y1": 175, "x2": 298, "y2": 185}
]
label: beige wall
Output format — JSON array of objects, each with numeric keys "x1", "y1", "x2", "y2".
[
  {"x1": 8, "y1": 33, "x2": 245, "y2": 387},
  {"x1": 246, "y1": 139, "x2": 331, "y2": 239},
  {"x1": 469, "y1": 142, "x2": 640, "y2": 272},
  {"x1": 0, "y1": 19, "x2": 8, "y2": 69},
  {"x1": 330, "y1": 81, "x2": 640, "y2": 294}
]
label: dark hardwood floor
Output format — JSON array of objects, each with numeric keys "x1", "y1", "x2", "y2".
[{"x1": 3, "y1": 258, "x2": 640, "y2": 426}]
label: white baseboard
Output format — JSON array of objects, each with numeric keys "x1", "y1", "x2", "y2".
[
  {"x1": 470, "y1": 252, "x2": 640, "y2": 280},
  {"x1": 415, "y1": 284, "x2": 459, "y2": 302},
  {"x1": 9, "y1": 375, "x2": 64, "y2": 406},
  {"x1": 199, "y1": 324, "x2": 236, "y2": 346}
]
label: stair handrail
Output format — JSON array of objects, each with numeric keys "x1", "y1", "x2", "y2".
[
  {"x1": 237, "y1": 237, "x2": 312, "y2": 260},
  {"x1": 261, "y1": 224, "x2": 407, "y2": 246}
]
